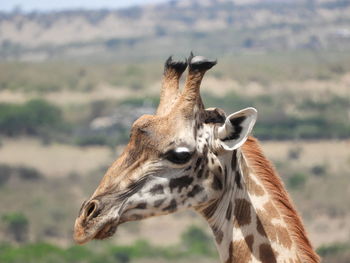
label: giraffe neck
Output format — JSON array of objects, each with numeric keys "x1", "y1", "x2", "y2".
[{"x1": 200, "y1": 148, "x2": 303, "y2": 263}]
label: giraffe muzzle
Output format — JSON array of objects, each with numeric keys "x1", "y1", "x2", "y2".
[{"x1": 73, "y1": 199, "x2": 122, "y2": 244}]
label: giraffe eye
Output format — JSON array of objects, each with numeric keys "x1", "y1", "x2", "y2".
[{"x1": 164, "y1": 148, "x2": 192, "y2": 164}]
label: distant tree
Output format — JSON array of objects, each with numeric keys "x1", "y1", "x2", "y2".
[
  {"x1": 0, "y1": 164, "x2": 11, "y2": 186},
  {"x1": 16, "y1": 166, "x2": 43, "y2": 181},
  {"x1": 181, "y1": 225, "x2": 214, "y2": 255},
  {"x1": 119, "y1": 7, "x2": 142, "y2": 19},
  {"x1": 114, "y1": 251, "x2": 130, "y2": 263},
  {"x1": 288, "y1": 173, "x2": 307, "y2": 190},
  {"x1": 311, "y1": 165, "x2": 327, "y2": 177},
  {"x1": 2, "y1": 212, "x2": 29, "y2": 243},
  {"x1": 0, "y1": 99, "x2": 63, "y2": 136},
  {"x1": 105, "y1": 38, "x2": 121, "y2": 49},
  {"x1": 288, "y1": 146, "x2": 302, "y2": 160},
  {"x1": 243, "y1": 38, "x2": 254, "y2": 48}
]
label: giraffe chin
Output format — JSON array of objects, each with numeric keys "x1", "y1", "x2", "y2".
[
  {"x1": 73, "y1": 218, "x2": 120, "y2": 244},
  {"x1": 93, "y1": 221, "x2": 119, "y2": 240}
]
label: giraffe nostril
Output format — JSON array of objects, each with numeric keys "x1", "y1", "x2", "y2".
[{"x1": 85, "y1": 200, "x2": 99, "y2": 219}]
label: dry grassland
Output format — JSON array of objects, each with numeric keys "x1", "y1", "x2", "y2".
[
  {"x1": 0, "y1": 138, "x2": 113, "y2": 177},
  {"x1": 1, "y1": 137, "x2": 349, "y2": 248},
  {"x1": 1, "y1": 72, "x2": 349, "y2": 106}
]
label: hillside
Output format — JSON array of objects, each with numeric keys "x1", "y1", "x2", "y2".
[{"x1": 1, "y1": 0, "x2": 350, "y2": 61}]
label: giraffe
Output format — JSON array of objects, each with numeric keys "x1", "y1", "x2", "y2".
[{"x1": 73, "y1": 54, "x2": 320, "y2": 263}]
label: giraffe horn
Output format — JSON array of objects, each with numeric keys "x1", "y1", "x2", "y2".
[
  {"x1": 156, "y1": 56, "x2": 187, "y2": 115},
  {"x1": 178, "y1": 52, "x2": 217, "y2": 116}
]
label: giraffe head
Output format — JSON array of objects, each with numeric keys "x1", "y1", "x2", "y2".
[{"x1": 73, "y1": 54, "x2": 257, "y2": 244}]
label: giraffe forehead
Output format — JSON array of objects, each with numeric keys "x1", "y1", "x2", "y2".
[
  {"x1": 129, "y1": 117, "x2": 174, "y2": 149},
  {"x1": 133, "y1": 113, "x2": 194, "y2": 137}
]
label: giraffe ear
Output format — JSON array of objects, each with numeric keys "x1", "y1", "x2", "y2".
[{"x1": 217, "y1": 107, "x2": 257, "y2": 151}]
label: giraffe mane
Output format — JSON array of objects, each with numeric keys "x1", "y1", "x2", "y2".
[{"x1": 242, "y1": 136, "x2": 320, "y2": 263}]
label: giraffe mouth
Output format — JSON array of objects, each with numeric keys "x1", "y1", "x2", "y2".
[
  {"x1": 74, "y1": 197, "x2": 132, "y2": 244},
  {"x1": 93, "y1": 220, "x2": 119, "y2": 240},
  {"x1": 74, "y1": 215, "x2": 121, "y2": 244}
]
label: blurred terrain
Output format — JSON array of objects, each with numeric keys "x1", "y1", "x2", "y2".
[
  {"x1": 1, "y1": 0, "x2": 350, "y2": 61},
  {"x1": 0, "y1": 0, "x2": 350, "y2": 263}
]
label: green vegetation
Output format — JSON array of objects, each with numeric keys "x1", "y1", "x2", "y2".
[
  {"x1": 0, "y1": 235, "x2": 349, "y2": 263},
  {"x1": 318, "y1": 242, "x2": 350, "y2": 257},
  {"x1": 181, "y1": 225, "x2": 216, "y2": 256},
  {"x1": 203, "y1": 92, "x2": 350, "y2": 140},
  {"x1": 2, "y1": 212, "x2": 29, "y2": 243},
  {"x1": 1, "y1": 50, "x2": 349, "y2": 144},
  {"x1": 287, "y1": 172, "x2": 308, "y2": 189},
  {"x1": 1, "y1": 91, "x2": 349, "y2": 147},
  {"x1": 287, "y1": 146, "x2": 302, "y2": 160},
  {"x1": 0, "y1": 164, "x2": 43, "y2": 185},
  {"x1": 0, "y1": 226, "x2": 217, "y2": 263},
  {"x1": 0, "y1": 99, "x2": 65, "y2": 137},
  {"x1": 215, "y1": 50, "x2": 350, "y2": 84},
  {"x1": 317, "y1": 243, "x2": 350, "y2": 263},
  {"x1": 311, "y1": 164, "x2": 327, "y2": 177},
  {"x1": 2, "y1": 230, "x2": 350, "y2": 263},
  {"x1": 0, "y1": 164, "x2": 11, "y2": 186},
  {"x1": 2, "y1": 50, "x2": 350, "y2": 92},
  {"x1": 0, "y1": 62, "x2": 161, "y2": 93}
]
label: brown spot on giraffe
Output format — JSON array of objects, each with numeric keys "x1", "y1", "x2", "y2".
[
  {"x1": 256, "y1": 215, "x2": 267, "y2": 238},
  {"x1": 226, "y1": 201, "x2": 233, "y2": 221},
  {"x1": 231, "y1": 150, "x2": 237, "y2": 170},
  {"x1": 256, "y1": 212, "x2": 278, "y2": 242},
  {"x1": 233, "y1": 198, "x2": 251, "y2": 227},
  {"x1": 202, "y1": 199, "x2": 220, "y2": 219},
  {"x1": 245, "y1": 234, "x2": 254, "y2": 252},
  {"x1": 213, "y1": 225, "x2": 224, "y2": 244},
  {"x1": 235, "y1": 171, "x2": 242, "y2": 189},
  {"x1": 259, "y1": 243, "x2": 277, "y2": 263},
  {"x1": 276, "y1": 225, "x2": 293, "y2": 249},
  {"x1": 231, "y1": 238, "x2": 253, "y2": 263},
  {"x1": 257, "y1": 210, "x2": 293, "y2": 248},
  {"x1": 263, "y1": 201, "x2": 280, "y2": 219}
]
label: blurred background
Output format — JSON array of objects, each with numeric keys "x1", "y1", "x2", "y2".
[{"x1": 0, "y1": 0, "x2": 350, "y2": 262}]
